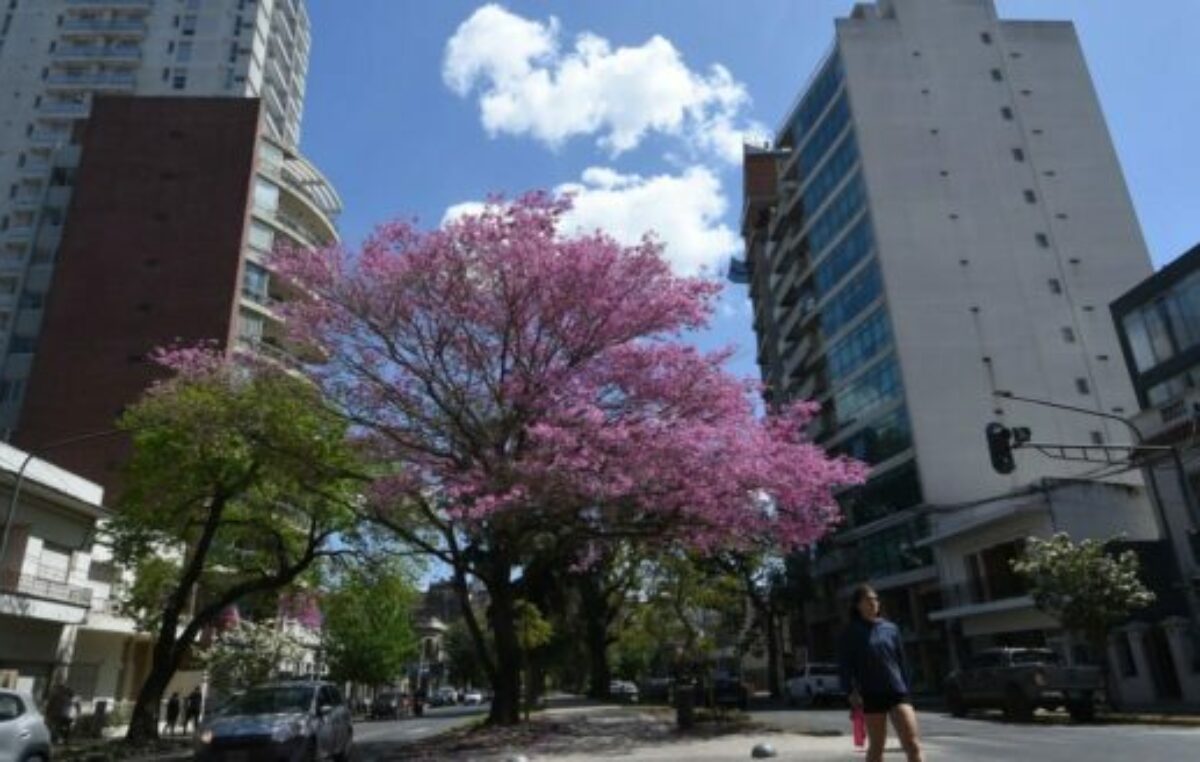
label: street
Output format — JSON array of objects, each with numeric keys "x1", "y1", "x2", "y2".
[
  {"x1": 353, "y1": 705, "x2": 488, "y2": 761},
  {"x1": 750, "y1": 706, "x2": 1200, "y2": 761}
]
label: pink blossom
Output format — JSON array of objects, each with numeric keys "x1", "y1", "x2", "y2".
[{"x1": 273, "y1": 194, "x2": 865, "y2": 554}]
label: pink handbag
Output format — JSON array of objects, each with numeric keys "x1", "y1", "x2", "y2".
[{"x1": 852, "y1": 706, "x2": 867, "y2": 748}]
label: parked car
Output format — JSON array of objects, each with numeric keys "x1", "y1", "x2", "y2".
[
  {"x1": 0, "y1": 689, "x2": 51, "y2": 762},
  {"x1": 785, "y1": 662, "x2": 845, "y2": 707},
  {"x1": 944, "y1": 648, "x2": 1101, "y2": 722},
  {"x1": 369, "y1": 691, "x2": 409, "y2": 720},
  {"x1": 638, "y1": 677, "x2": 673, "y2": 704},
  {"x1": 461, "y1": 690, "x2": 484, "y2": 706},
  {"x1": 609, "y1": 680, "x2": 639, "y2": 703},
  {"x1": 430, "y1": 687, "x2": 458, "y2": 707},
  {"x1": 194, "y1": 682, "x2": 353, "y2": 761},
  {"x1": 705, "y1": 675, "x2": 750, "y2": 711}
]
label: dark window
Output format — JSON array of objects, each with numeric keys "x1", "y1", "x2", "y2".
[
  {"x1": 0, "y1": 693, "x2": 24, "y2": 722},
  {"x1": 1089, "y1": 431, "x2": 1104, "y2": 445},
  {"x1": 1076, "y1": 378, "x2": 1090, "y2": 395},
  {"x1": 1035, "y1": 233, "x2": 1049, "y2": 247},
  {"x1": 1062, "y1": 327, "x2": 1076, "y2": 343},
  {"x1": 990, "y1": 68, "x2": 1003, "y2": 82},
  {"x1": 1012, "y1": 147, "x2": 1025, "y2": 162},
  {"x1": 980, "y1": 32, "x2": 993, "y2": 44},
  {"x1": 1023, "y1": 189, "x2": 1037, "y2": 204},
  {"x1": 1001, "y1": 106, "x2": 1013, "y2": 120},
  {"x1": 1048, "y1": 278, "x2": 1062, "y2": 294}
]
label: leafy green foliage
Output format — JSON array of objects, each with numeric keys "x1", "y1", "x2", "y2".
[
  {"x1": 321, "y1": 564, "x2": 420, "y2": 685},
  {"x1": 444, "y1": 619, "x2": 492, "y2": 688},
  {"x1": 199, "y1": 619, "x2": 307, "y2": 695},
  {"x1": 1011, "y1": 533, "x2": 1156, "y2": 649}
]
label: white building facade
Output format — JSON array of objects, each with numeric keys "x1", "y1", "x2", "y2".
[
  {"x1": 739, "y1": 0, "x2": 1156, "y2": 689},
  {"x1": 0, "y1": 0, "x2": 320, "y2": 432}
]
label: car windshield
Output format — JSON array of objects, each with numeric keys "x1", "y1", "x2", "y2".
[
  {"x1": 219, "y1": 686, "x2": 314, "y2": 716},
  {"x1": 1011, "y1": 650, "x2": 1060, "y2": 665}
]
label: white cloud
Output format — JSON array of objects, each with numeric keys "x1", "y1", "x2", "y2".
[
  {"x1": 556, "y1": 166, "x2": 739, "y2": 276},
  {"x1": 443, "y1": 4, "x2": 762, "y2": 163},
  {"x1": 441, "y1": 166, "x2": 740, "y2": 277}
]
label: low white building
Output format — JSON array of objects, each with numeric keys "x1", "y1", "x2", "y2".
[
  {"x1": 924, "y1": 479, "x2": 1160, "y2": 669},
  {"x1": 0, "y1": 442, "x2": 106, "y2": 698}
]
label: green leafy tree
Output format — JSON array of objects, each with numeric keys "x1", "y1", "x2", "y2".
[
  {"x1": 322, "y1": 564, "x2": 420, "y2": 686},
  {"x1": 112, "y1": 352, "x2": 360, "y2": 741},
  {"x1": 444, "y1": 619, "x2": 491, "y2": 689},
  {"x1": 1011, "y1": 533, "x2": 1156, "y2": 673}
]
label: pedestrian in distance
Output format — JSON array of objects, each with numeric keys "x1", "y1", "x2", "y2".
[
  {"x1": 182, "y1": 686, "x2": 203, "y2": 734},
  {"x1": 838, "y1": 584, "x2": 924, "y2": 762},
  {"x1": 164, "y1": 692, "x2": 181, "y2": 736},
  {"x1": 44, "y1": 681, "x2": 75, "y2": 744}
]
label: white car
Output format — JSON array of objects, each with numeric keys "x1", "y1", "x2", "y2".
[
  {"x1": 462, "y1": 690, "x2": 484, "y2": 706},
  {"x1": 609, "y1": 680, "x2": 639, "y2": 703},
  {"x1": 0, "y1": 690, "x2": 51, "y2": 762},
  {"x1": 785, "y1": 663, "x2": 845, "y2": 707}
]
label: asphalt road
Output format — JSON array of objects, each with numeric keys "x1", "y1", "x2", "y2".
[
  {"x1": 750, "y1": 705, "x2": 1200, "y2": 761},
  {"x1": 352, "y1": 704, "x2": 487, "y2": 760}
]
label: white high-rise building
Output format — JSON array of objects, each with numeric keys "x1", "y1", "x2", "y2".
[
  {"x1": 739, "y1": 0, "x2": 1157, "y2": 686},
  {"x1": 0, "y1": 0, "x2": 320, "y2": 432}
]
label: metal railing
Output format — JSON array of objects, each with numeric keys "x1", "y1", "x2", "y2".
[
  {"x1": 46, "y1": 72, "x2": 137, "y2": 88},
  {"x1": 54, "y1": 46, "x2": 142, "y2": 61},
  {"x1": 62, "y1": 19, "x2": 148, "y2": 34},
  {"x1": 0, "y1": 568, "x2": 93, "y2": 607},
  {"x1": 66, "y1": 0, "x2": 153, "y2": 7}
]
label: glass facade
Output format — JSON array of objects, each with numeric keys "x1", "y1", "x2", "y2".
[
  {"x1": 801, "y1": 132, "x2": 859, "y2": 219},
  {"x1": 834, "y1": 353, "x2": 902, "y2": 424},
  {"x1": 833, "y1": 406, "x2": 912, "y2": 466},
  {"x1": 787, "y1": 54, "x2": 844, "y2": 146},
  {"x1": 798, "y1": 93, "x2": 851, "y2": 176},
  {"x1": 814, "y1": 216, "x2": 874, "y2": 296},
  {"x1": 827, "y1": 307, "x2": 890, "y2": 381},
  {"x1": 819, "y1": 261, "x2": 881, "y2": 338},
  {"x1": 1119, "y1": 264, "x2": 1200, "y2": 405}
]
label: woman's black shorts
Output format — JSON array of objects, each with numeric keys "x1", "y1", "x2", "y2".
[{"x1": 862, "y1": 692, "x2": 911, "y2": 714}]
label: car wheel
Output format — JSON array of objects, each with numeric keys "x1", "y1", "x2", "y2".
[
  {"x1": 1067, "y1": 693, "x2": 1096, "y2": 723},
  {"x1": 1003, "y1": 686, "x2": 1034, "y2": 723},
  {"x1": 946, "y1": 686, "x2": 967, "y2": 718}
]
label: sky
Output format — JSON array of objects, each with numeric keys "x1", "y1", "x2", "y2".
[{"x1": 300, "y1": 0, "x2": 1200, "y2": 383}]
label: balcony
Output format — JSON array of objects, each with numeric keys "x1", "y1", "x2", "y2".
[
  {"x1": 929, "y1": 577, "x2": 1033, "y2": 622},
  {"x1": 46, "y1": 72, "x2": 137, "y2": 91},
  {"x1": 61, "y1": 18, "x2": 148, "y2": 36},
  {"x1": 54, "y1": 45, "x2": 142, "y2": 63},
  {"x1": 237, "y1": 336, "x2": 303, "y2": 371},
  {"x1": 1, "y1": 568, "x2": 93, "y2": 608},
  {"x1": 65, "y1": 0, "x2": 153, "y2": 8},
  {"x1": 39, "y1": 100, "x2": 91, "y2": 118},
  {"x1": 29, "y1": 130, "x2": 71, "y2": 146},
  {"x1": 241, "y1": 287, "x2": 284, "y2": 316}
]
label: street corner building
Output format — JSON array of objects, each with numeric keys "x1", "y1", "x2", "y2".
[{"x1": 733, "y1": 0, "x2": 1200, "y2": 706}]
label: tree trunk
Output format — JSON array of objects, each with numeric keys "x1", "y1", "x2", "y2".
[
  {"x1": 765, "y1": 608, "x2": 782, "y2": 699},
  {"x1": 126, "y1": 637, "x2": 182, "y2": 742},
  {"x1": 486, "y1": 573, "x2": 523, "y2": 725},
  {"x1": 579, "y1": 574, "x2": 612, "y2": 699}
]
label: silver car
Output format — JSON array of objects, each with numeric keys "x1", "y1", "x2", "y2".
[
  {"x1": 194, "y1": 682, "x2": 352, "y2": 762},
  {"x1": 0, "y1": 689, "x2": 52, "y2": 762}
]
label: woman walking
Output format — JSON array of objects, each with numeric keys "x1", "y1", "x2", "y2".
[{"x1": 838, "y1": 584, "x2": 924, "y2": 762}]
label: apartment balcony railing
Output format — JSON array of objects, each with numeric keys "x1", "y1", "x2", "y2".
[
  {"x1": 0, "y1": 568, "x2": 93, "y2": 607},
  {"x1": 54, "y1": 46, "x2": 142, "y2": 62},
  {"x1": 66, "y1": 0, "x2": 154, "y2": 8},
  {"x1": 61, "y1": 18, "x2": 148, "y2": 35},
  {"x1": 46, "y1": 72, "x2": 137, "y2": 89},
  {"x1": 238, "y1": 337, "x2": 303, "y2": 371},
  {"x1": 242, "y1": 288, "x2": 284, "y2": 313},
  {"x1": 936, "y1": 577, "x2": 1030, "y2": 611},
  {"x1": 29, "y1": 130, "x2": 71, "y2": 146},
  {"x1": 39, "y1": 100, "x2": 91, "y2": 117}
]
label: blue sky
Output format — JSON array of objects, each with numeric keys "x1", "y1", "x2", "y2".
[{"x1": 301, "y1": 0, "x2": 1200, "y2": 382}]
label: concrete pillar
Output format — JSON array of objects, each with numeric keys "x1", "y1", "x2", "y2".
[
  {"x1": 1108, "y1": 624, "x2": 1155, "y2": 708},
  {"x1": 1160, "y1": 617, "x2": 1200, "y2": 704}
]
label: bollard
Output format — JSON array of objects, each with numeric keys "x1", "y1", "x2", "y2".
[{"x1": 751, "y1": 742, "x2": 778, "y2": 758}]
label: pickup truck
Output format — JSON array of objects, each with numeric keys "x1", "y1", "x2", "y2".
[
  {"x1": 944, "y1": 647, "x2": 1101, "y2": 722},
  {"x1": 785, "y1": 662, "x2": 844, "y2": 707}
]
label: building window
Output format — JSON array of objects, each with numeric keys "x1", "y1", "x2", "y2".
[
  {"x1": 1023, "y1": 189, "x2": 1037, "y2": 204},
  {"x1": 1035, "y1": 233, "x2": 1050, "y2": 248},
  {"x1": 1048, "y1": 278, "x2": 1062, "y2": 294},
  {"x1": 176, "y1": 41, "x2": 192, "y2": 63},
  {"x1": 181, "y1": 14, "x2": 197, "y2": 36},
  {"x1": 990, "y1": 68, "x2": 1003, "y2": 82},
  {"x1": 252, "y1": 177, "x2": 279, "y2": 214},
  {"x1": 980, "y1": 31, "x2": 993, "y2": 44},
  {"x1": 1089, "y1": 431, "x2": 1104, "y2": 445},
  {"x1": 1012, "y1": 147, "x2": 1025, "y2": 162},
  {"x1": 1061, "y1": 327, "x2": 1076, "y2": 343},
  {"x1": 1001, "y1": 106, "x2": 1014, "y2": 120},
  {"x1": 1076, "y1": 378, "x2": 1091, "y2": 395},
  {"x1": 172, "y1": 69, "x2": 187, "y2": 90},
  {"x1": 248, "y1": 220, "x2": 274, "y2": 251}
]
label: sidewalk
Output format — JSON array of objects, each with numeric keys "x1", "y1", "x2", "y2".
[{"x1": 377, "y1": 703, "x2": 862, "y2": 761}]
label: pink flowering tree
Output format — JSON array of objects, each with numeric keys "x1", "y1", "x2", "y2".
[{"x1": 274, "y1": 193, "x2": 864, "y2": 725}]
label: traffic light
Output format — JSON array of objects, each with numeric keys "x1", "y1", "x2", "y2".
[{"x1": 986, "y1": 422, "x2": 1015, "y2": 474}]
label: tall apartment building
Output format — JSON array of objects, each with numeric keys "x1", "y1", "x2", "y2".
[
  {"x1": 738, "y1": 0, "x2": 1154, "y2": 686},
  {"x1": 0, "y1": 0, "x2": 318, "y2": 434}
]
